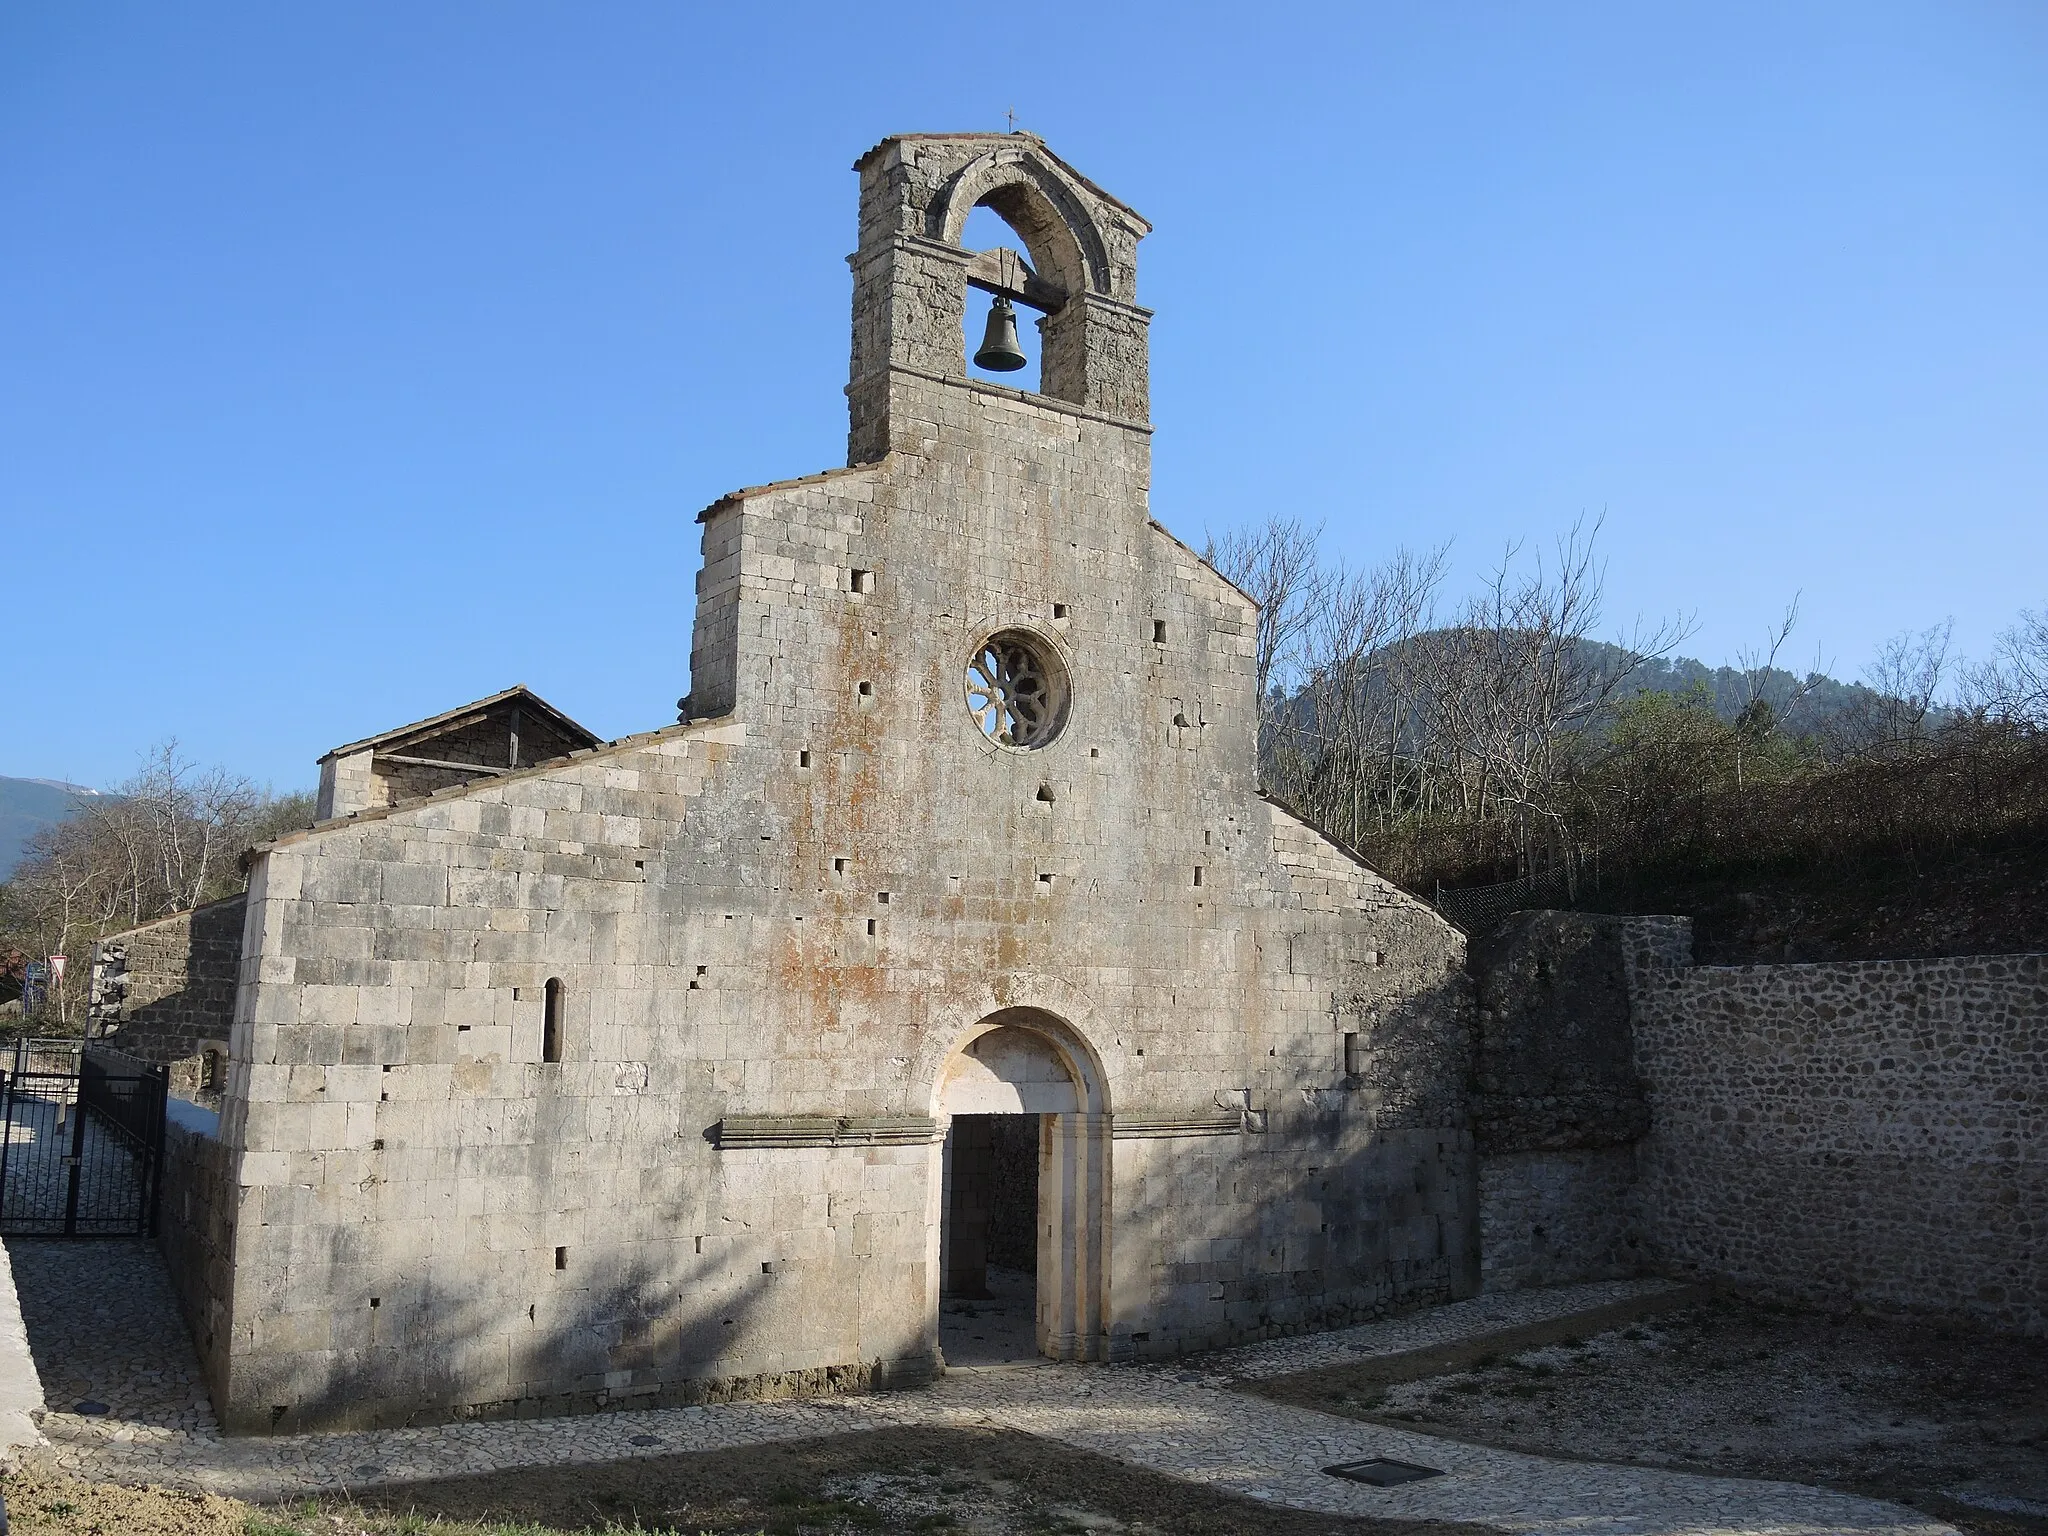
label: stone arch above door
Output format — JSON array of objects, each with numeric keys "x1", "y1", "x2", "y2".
[
  {"x1": 940, "y1": 1024, "x2": 1081, "y2": 1116},
  {"x1": 917, "y1": 980, "x2": 1113, "y2": 1118}
]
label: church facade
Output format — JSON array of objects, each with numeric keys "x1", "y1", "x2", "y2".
[{"x1": 185, "y1": 134, "x2": 1477, "y2": 1432}]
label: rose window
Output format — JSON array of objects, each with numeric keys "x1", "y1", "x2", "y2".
[{"x1": 965, "y1": 631, "x2": 1069, "y2": 749}]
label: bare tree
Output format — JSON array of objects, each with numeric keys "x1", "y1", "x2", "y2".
[
  {"x1": 1829, "y1": 620, "x2": 1954, "y2": 756},
  {"x1": 1962, "y1": 606, "x2": 2048, "y2": 727},
  {"x1": 1402, "y1": 516, "x2": 1691, "y2": 875},
  {"x1": 1204, "y1": 516, "x2": 1327, "y2": 725},
  {"x1": 0, "y1": 743, "x2": 312, "y2": 1025},
  {"x1": 1729, "y1": 597, "x2": 1823, "y2": 785}
]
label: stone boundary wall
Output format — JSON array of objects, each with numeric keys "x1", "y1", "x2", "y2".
[
  {"x1": 158, "y1": 1105, "x2": 235, "y2": 1409},
  {"x1": 1629, "y1": 945, "x2": 2046, "y2": 1334},
  {"x1": 90, "y1": 893, "x2": 245, "y2": 1092},
  {"x1": 1469, "y1": 913, "x2": 1655, "y2": 1292},
  {"x1": 1479, "y1": 1147, "x2": 1639, "y2": 1292}
]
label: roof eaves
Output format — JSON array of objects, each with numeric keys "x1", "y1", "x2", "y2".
[{"x1": 694, "y1": 458, "x2": 889, "y2": 524}]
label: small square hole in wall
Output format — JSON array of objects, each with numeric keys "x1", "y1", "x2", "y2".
[
  {"x1": 876, "y1": 891, "x2": 890, "y2": 904},
  {"x1": 798, "y1": 750, "x2": 811, "y2": 768},
  {"x1": 512, "y1": 987, "x2": 523, "y2": 1001},
  {"x1": 690, "y1": 965, "x2": 707, "y2": 990},
  {"x1": 458, "y1": 1024, "x2": 471, "y2": 1033},
  {"x1": 850, "y1": 568, "x2": 872, "y2": 594},
  {"x1": 1038, "y1": 872, "x2": 1055, "y2": 887},
  {"x1": 369, "y1": 1297, "x2": 380, "y2": 1309},
  {"x1": 1053, "y1": 603, "x2": 1069, "y2": 620},
  {"x1": 1131, "y1": 1330, "x2": 1149, "y2": 1342},
  {"x1": 555, "y1": 1246, "x2": 568, "y2": 1271},
  {"x1": 1152, "y1": 620, "x2": 1168, "y2": 644},
  {"x1": 833, "y1": 857, "x2": 847, "y2": 875},
  {"x1": 1035, "y1": 784, "x2": 1055, "y2": 803},
  {"x1": 372, "y1": 1138, "x2": 385, "y2": 1151},
  {"x1": 857, "y1": 680, "x2": 874, "y2": 697},
  {"x1": 1090, "y1": 747, "x2": 1100, "y2": 759},
  {"x1": 866, "y1": 918, "x2": 877, "y2": 936}
]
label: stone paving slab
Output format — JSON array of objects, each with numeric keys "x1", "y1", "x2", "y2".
[{"x1": 7, "y1": 1241, "x2": 1956, "y2": 1535}]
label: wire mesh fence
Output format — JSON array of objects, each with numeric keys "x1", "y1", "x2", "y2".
[{"x1": 1430, "y1": 867, "x2": 1577, "y2": 934}]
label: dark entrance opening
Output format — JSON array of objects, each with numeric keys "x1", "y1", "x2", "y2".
[{"x1": 939, "y1": 1113, "x2": 1040, "y2": 1366}]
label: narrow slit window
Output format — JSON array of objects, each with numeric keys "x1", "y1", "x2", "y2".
[
  {"x1": 1344, "y1": 1031, "x2": 1363, "y2": 1076},
  {"x1": 1152, "y1": 620, "x2": 1168, "y2": 644},
  {"x1": 850, "y1": 568, "x2": 873, "y2": 594},
  {"x1": 543, "y1": 978, "x2": 565, "y2": 1063}
]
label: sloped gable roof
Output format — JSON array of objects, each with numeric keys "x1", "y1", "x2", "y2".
[{"x1": 316, "y1": 686, "x2": 599, "y2": 765}]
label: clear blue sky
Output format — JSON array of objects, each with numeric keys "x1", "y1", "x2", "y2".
[{"x1": 4, "y1": 2, "x2": 2044, "y2": 792}]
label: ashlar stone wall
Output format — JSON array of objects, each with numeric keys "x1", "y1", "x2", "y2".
[
  {"x1": 1628, "y1": 937, "x2": 2045, "y2": 1334},
  {"x1": 90, "y1": 894, "x2": 245, "y2": 1094}
]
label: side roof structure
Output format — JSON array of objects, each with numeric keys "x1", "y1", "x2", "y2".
[{"x1": 316, "y1": 685, "x2": 599, "y2": 765}]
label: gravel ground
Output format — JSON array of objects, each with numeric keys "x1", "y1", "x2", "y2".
[
  {"x1": 3, "y1": 1425, "x2": 1487, "y2": 1535},
  {"x1": 1252, "y1": 1295, "x2": 2048, "y2": 1536}
]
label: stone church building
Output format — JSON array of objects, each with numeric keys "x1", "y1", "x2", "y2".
[
  {"x1": 91, "y1": 131, "x2": 2039, "y2": 1437},
  {"x1": 136, "y1": 133, "x2": 1475, "y2": 1432}
]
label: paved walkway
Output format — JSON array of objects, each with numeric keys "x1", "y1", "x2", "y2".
[{"x1": 9, "y1": 1241, "x2": 1954, "y2": 1535}]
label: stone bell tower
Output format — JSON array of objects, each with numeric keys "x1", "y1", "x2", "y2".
[{"x1": 844, "y1": 134, "x2": 1154, "y2": 464}]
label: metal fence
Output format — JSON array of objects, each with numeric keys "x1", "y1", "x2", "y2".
[{"x1": 0, "y1": 1040, "x2": 167, "y2": 1238}]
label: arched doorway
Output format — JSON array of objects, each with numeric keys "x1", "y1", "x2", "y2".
[{"x1": 930, "y1": 1009, "x2": 1109, "y2": 1365}]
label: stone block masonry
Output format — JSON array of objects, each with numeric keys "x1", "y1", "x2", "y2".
[
  {"x1": 159, "y1": 1104, "x2": 236, "y2": 1413},
  {"x1": 1627, "y1": 933, "x2": 2044, "y2": 1334},
  {"x1": 1469, "y1": 912, "x2": 1650, "y2": 1292},
  {"x1": 90, "y1": 894, "x2": 246, "y2": 1093}
]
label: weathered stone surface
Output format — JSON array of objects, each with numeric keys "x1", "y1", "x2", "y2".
[{"x1": 89, "y1": 894, "x2": 245, "y2": 1097}]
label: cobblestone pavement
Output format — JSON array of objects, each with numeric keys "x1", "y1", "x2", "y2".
[{"x1": 10, "y1": 1241, "x2": 1954, "y2": 1535}]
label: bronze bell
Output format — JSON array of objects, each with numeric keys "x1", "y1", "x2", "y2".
[{"x1": 973, "y1": 294, "x2": 1028, "y2": 372}]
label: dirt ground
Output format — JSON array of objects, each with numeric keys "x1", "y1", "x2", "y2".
[
  {"x1": 1251, "y1": 1296, "x2": 2048, "y2": 1536},
  {"x1": 2, "y1": 1426, "x2": 1486, "y2": 1536}
]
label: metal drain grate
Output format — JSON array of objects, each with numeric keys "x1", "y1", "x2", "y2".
[{"x1": 1323, "y1": 1458, "x2": 1445, "y2": 1487}]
